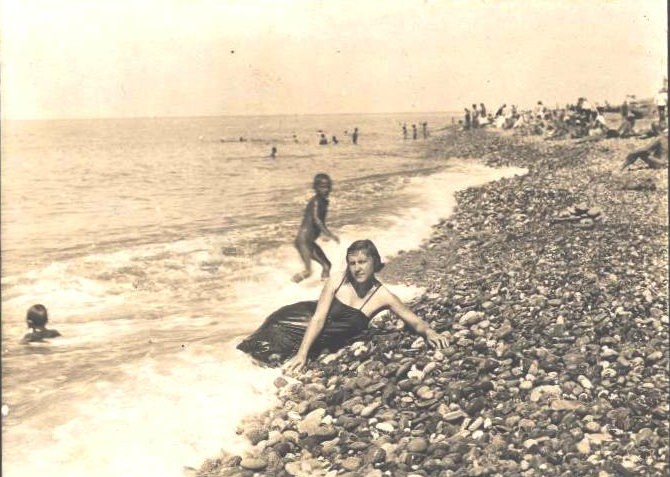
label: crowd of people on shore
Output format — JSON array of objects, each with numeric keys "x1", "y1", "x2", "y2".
[
  {"x1": 461, "y1": 85, "x2": 668, "y2": 142},
  {"x1": 460, "y1": 83, "x2": 668, "y2": 170}
]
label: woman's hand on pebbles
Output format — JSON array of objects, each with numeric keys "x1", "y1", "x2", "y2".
[
  {"x1": 283, "y1": 354, "x2": 307, "y2": 373},
  {"x1": 425, "y1": 329, "x2": 449, "y2": 349}
]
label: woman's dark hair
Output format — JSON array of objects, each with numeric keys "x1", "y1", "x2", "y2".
[
  {"x1": 346, "y1": 240, "x2": 385, "y2": 280},
  {"x1": 26, "y1": 304, "x2": 48, "y2": 328},
  {"x1": 313, "y1": 173, "x2": 332, "y2": 189}
]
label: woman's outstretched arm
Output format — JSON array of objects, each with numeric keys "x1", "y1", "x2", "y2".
[
  {"x1": 284, "y1": 272, "x2": 344, "y2": 371},
  {"x1": 385, "y1": 290, "x2": 449, "y2": 349}
]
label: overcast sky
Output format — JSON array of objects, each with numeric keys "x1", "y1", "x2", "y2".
[{"x1": 1, "y1": 0, "x2": 667, "y2": 119}]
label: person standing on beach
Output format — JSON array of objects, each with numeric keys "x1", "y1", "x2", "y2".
[
  {"x1": 421, "y1": 122, "x2": 428, "y2": 139},
  {"x1": 402, "y1": 123, "x2": 408, "y2": 140},
  {"x1": 412, "y1": 124, "x2": 418, "y2": 140},
  {"x1": 655, "y1": 86, "x2": 667, "y2": 126},
  {"x1": 292, "y1": 174, "x2": 340, "y2": 283},
  {"x1": 464, "y1": 109, "x2": 471, "y2": 130},
  {"x1": 620, "y1": 98, "x2": 629, "y2": 119},
  {"x1": 270, "y1": 146, "x2": 277, "y2": 159},
  {"x1": 352, "y1": 128, "x2": 359, "y2": 145},
  {"x1": 471, "y1": 104, "x2": 479, "y2": 128}
]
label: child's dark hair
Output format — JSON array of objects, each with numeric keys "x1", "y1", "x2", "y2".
[
  {"x1": 346, "y1": 239, "x2": 385, "y2": 279},
  {"x1": 313, "y1": 173, "x2": 332, "y2": 189},
  {"x1": 26, "y1": 304, "x2": 48, "y2": 328}
]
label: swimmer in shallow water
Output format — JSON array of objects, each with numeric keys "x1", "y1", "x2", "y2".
[
  {"x1": 21, "y1": 304, "x2": 61, "y2": 344},
  {"x1": 292, "y1": 173, "x2": 339, "y2": 283}
]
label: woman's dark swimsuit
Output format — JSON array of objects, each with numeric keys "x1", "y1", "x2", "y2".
[{"x1": 237, "y1": 279, "x2": 381, "y2": 366}]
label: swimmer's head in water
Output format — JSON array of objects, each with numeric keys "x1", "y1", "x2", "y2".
[
  {"x1": 346, "y1": 239, "x2": 384, "y2": 274},
  {"x1": 26, "y1": 304, "x2": 48, "y2": 329}
]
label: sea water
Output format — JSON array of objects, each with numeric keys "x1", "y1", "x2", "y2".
[{"x1": 1, "y1": 114, "x2": 524, "y2": 477}]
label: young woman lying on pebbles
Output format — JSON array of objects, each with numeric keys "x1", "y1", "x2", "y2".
[{"x1": 237, "y1": 239, "x2": 449, "y2": 370}]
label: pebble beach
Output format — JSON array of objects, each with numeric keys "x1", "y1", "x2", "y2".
[{"x1": 198, "y1": 126, "x2": 668, "y2": 477}]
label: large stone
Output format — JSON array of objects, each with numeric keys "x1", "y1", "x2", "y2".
[
  {"x1": 364, "y1": 446, "x2": 386, "y2": 465},
  {"x1": 460, "y1": 311, "x2": 485, "y2": 326},
  {"x1": 407, "y1": 437, "x2": 429, "y2": 453},
  {"x1": 376, "y1": 422, "x2": 395, "y2": 433},
  {"x1": 441, "y1": 409, "x2": 467, "y2": 422},
  {"x1": 244, "y1": 427, "x2": 268, "y2": 445},
  {"x1": 313, "y1": 425, "x2": 338, "y2": 440},
  {"x1": 576, "y1": 438, "x2": 591, "y2": 454},
  {"x1": 586, "y1": 433, "x2": 612, "y2": 445},
  {"x1": 298, "y1": 408, "x2": 326, "y2": 435},
  {"x1": 550, "y1": 399, "x2": 585, "y2": 411},
  {"x1": 416, "y1": 385, "x2": 435, "y2": 400},
  {"x1": 529, "y1": 385, "x2": 562, "y2": 402},
  {"x1": 341, "y1": 457, "x2": 362, "y2": 471},
  {"x1": 361, "y1": 401, "x2": 382, "y2": 417},
  {"x1": 240, "y1": 457, "x2": 267, "y2": 471}
]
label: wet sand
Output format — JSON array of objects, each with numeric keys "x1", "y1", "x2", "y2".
[{"x1": 199, "y1": 127, "x2": 668, "y2": 477}]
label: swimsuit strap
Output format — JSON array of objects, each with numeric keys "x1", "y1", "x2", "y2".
[
  {"x1": 359, "y1": 283, "x2": 382, "y2": 311},
  {"x1": 334, "y1": 274, "x2": 348, "y2": 294}
]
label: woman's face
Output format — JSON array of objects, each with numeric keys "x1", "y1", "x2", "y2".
[{"x1": 347, "y1": 251, "x2": 375, "y2": 284}]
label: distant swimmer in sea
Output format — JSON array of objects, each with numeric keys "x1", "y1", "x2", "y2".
[
  {"x1": 332, "y1": 135, "x2": 339, "y2": 145},
  {"x1": 292, "y1": 173, "x2": 340, "y2": 283},
  {"x1": 422, "y1": 122, "x2": 428, "y2": 139},
  {"x1": 412, "y1": 124, "x2": 418, "y2": 140},
  {"x1": 270, "y1": 146, "x2": 277, "y2": 159},
  {"x1": 352, "y1": 127, "x2": 359, "y2": 145},
  {"x1": 238, "y1": 239, "x2": 449, "y2": 369},
  {"x1": 319, "y1": 133, "x2": 328, "y2": 145},
  {"x1": 402, "y1": 123, "x2": 408, "y2": 140},
  {"x1": 292, "y1": 134, "x2": 299, "y2": 143},
  {"x1": 21, "y1": 304, "x2": 61, "y2": 344}
]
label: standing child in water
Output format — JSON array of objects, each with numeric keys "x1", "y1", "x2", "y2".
[
  {"x1": 293, "y1": 173, "x2": 340, "y2": 283},
  {"x1": 21, "y1": 304, "x2": 61, "y2": 343}
]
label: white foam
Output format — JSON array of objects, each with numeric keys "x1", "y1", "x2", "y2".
[{"x1": 2, "y1": 341, "x2": 280, "y2": 477}]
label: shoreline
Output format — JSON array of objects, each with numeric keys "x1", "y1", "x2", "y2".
[{"x1": 199, "y1": 127, "x2": 668, "y2": 477}]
